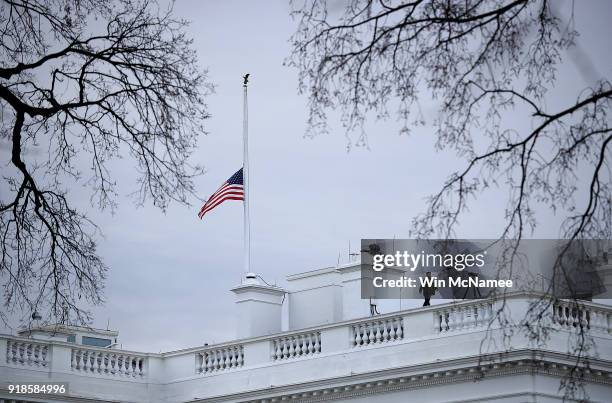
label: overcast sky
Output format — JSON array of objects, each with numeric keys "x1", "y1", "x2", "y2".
[{"x1": 2, "y1": 0, "x2": 611, "y2": 352}]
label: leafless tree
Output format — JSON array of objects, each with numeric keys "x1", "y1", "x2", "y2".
[
  {"x1": 0, "y1": 0, "x2": 212, "y2": 326},
  {"x1": 288, "y1": 0, "x2": 610, "y2": 399}
]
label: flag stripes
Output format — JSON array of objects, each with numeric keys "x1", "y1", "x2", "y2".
[{"x1": 198, "y1": 168, "x2": 244, "y2": 219}]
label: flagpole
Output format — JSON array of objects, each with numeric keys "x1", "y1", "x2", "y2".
[{"x1": 243, "y1": 74, "x2": 251, "y2": 275}]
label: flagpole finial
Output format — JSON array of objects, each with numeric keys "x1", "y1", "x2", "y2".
[{"x1": 243, "y1": 73, "x2": 250, "y2": 87}]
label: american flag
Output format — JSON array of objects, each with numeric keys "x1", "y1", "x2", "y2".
[{"x1": 198, "y1": 168, "x2": 244, "y2": 219}]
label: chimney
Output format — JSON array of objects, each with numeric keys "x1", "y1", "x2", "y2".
[{"x1": 230, "y1": 272, "x2": 286, "y2": 338}]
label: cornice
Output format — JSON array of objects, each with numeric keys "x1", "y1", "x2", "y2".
[{"x1": 195, "y1": 349, "x2": 612, "y2": 403}]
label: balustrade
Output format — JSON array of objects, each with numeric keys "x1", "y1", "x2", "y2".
[
  {"x1": 6, "y1": 340, "x2": 49, "y2": 367},
  {"x1": 352, "y1": 316, "x2": 404, "y2": 347},
  {"x1": 435, "y1": 302, "x2": 493, "y2": 333},
  {"x1": 552, "y1": 300, "x2": 610, "y2": 334},
  {"x1": 271, "y1": 332, "x2": 321, "y2": 360},
  {"x1": 196, "y1": 344, "x2": 244, "y2": 374},
  {"x1": 71, "y1": 348, "x2": 146, "y2": 378}
]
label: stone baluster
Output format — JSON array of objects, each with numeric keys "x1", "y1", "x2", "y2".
[
  {"x1": 33, "y1": 344, "x2": 40, "y2": 366},
  {"x1": 221, "y1": 349, "x2": 227, "y2": 370},
  {"x1": 196, "y1": 353, "x2": 203, "y2": 373},
  {"x1": 591, "y1": 310, "x2": 601, "y2": 332},
  {"x1": 102, "y1": 353, "x2": 109, "y2": 374},
  {"x1": 203, "y1": 352, "x2": 210, "y2": 373},
  {"x1": 206, "y1": 352, "x2": 212, "y2": 372},
  {"x1": 26, "y1": 343, "x2": 33, "y2": 365},
  {"x1": 562, "y1": 303, "x2": 568, "y2": 326},
  {"x1": 598, "y1": 309, "x2": 609, "y2": 333},
  {"x1": 458, "y1": 307, "x2": 466, "y2": 330},
  {"x1": 130, "y1": 355, "x2": 136, "y2": 376},
  {"x1": 98, "y1": 352, "x2": 104, "y2": 373},
  {"x1": 90, "y1": 351, "x2": 97, "y2": 373},
  {"x1": 112, "y1": 354, "x2": 118, "y2": 375},
  {"x1": 367, "y1": 325, "x2": 374, "y2": 343},
  {"x1": 479, "y1": 303, "x2": 488, "y2": 326},
  {"x1": 382, "y1": 322, "x2": 389, "y2": 342},
  {"x1": 224, "y1": 349, "x2": 230, "y2": 369},
  {"x1": 469, "y1": 306, "x2": 477, "y2": 328},
  {"x1": 230, "y1": 348, "x2": 237, "y2": 368},
  {"x1": 456, "y1": 307, "x2": 464, "y2": 330},
  {"x1": 18, "y1": 342, "x2": 25, "y2": 364},
  {"x1": 123, "y1": 355, "x2": 130, "y2": 376},
  {"x1": 117, "y1": 354, "x2": 124, "y2": 375},
  {"x1": 372, "y1": 323, "x2": 380, "y2": 343},
  {"x1": 209, "y1": 351, "x2": 215, "y2": 371},
  {"x1": 83, "y1": 351, "x2": 89, "y2": 372},
  {"x1": 288, "y1": 339, "x2": 295, "y2": 357},
  {"x1": 76, "y1": 349, "x2": 83, "y2": 370},
  {"x1": 390, "y1": 319, "x2": 398, "y2": 339},
  {"x1": 448, "y1": 309, "x2": 456, "y2": 331},
  {"x1": 117, "y1": 354, "x2": 123, "y2": 376},
  {"x1": 296, "y1": 337, "x2": 303, "y2": 356},
  {"x1": 83, "y1": 350, "x2": 90, "y2": 372}
]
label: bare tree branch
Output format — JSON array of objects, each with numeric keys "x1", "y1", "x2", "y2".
[
  {"x1": 0, "y1": 0, "x2": 212, "y2": 327},
  {"x1": 288, "y1": 1, "x2": 611, "y2": 399}
]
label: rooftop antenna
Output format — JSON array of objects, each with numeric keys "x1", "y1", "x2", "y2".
[{"x1": 347, "y1": 240, "x2": 360, "y2": 262}]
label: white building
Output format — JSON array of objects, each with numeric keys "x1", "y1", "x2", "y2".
[{"x1": 1, "y1": 260, "x2": 612, "y2": 403}]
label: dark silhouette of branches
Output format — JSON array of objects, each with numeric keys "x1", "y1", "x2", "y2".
[
  {"x1": 287, "y1": 0, "x2": 610, "y2": 244},
  {"x1": 0, "y1": 0, "x2": 212, "y2": 326},
  {"x1": 288, "y1": 0, "x2": 611, "y2": 399}
]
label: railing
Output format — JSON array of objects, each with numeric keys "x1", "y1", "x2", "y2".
[
  {"x1": 434, "y1": 301, "x2": 493, "y2": 333},
  {"x1": 196, "y1": 344, "x2": 244, "y2": 374},
  {"x1": 271, "y1": 331, "x2": 321, "y2": 360},
  {"x1": 2, "y1": 293, "x2": 610, "y2": 392},
  {"x1": 6, "y1": 339, "x2": 49, "y2": 368},
  {"x1": 552, "y1": 300, "x2": 610, "y2": 334},
  {"x1": 352, "y1": 316, "x2": 404, "y2": 347},
  {"x1": 71, "y1": 347, "x2": 147, "y2": 378}
]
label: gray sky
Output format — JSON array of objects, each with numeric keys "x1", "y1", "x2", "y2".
[{"x1": 2, "y1": 0, "x2": 611, "y2": 352}]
